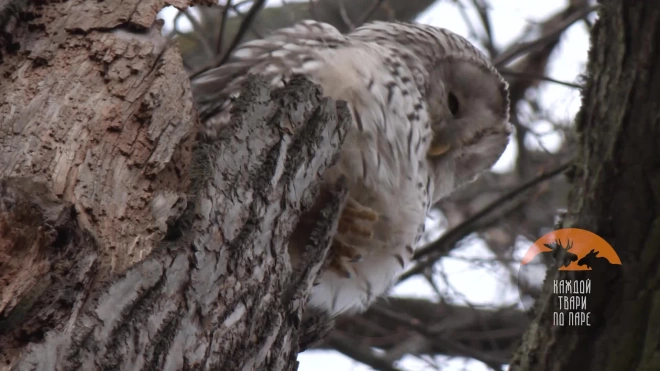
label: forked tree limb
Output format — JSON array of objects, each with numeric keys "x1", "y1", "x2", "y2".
[
  {"x1": 2, "y1": 75, "x2": 350, "y2": 370},
  {"x1": 1, "y1": 0, "x2": 351, "y2": 369}
]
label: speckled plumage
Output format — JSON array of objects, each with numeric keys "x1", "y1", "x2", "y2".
[{"x1": 192, "y1": 20, "x2": 511, "y2": 316}]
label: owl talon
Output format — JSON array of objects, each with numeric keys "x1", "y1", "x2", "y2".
[
  {"x1": 350, "y1": 254, "x2": 363, "y2": 263},
  {"x1": 329, "y1": 257, "x2": 353, "y2": 278},
  {"x1": 328, "y1": 240, "x2": 362, "y2": 278},
  {"x1": 337, "y1": 220, "x2": 373, "y2": 238},
  {"x1": 343, "y1": 199, "x2": 379, "y2": 221},
  {"x1": 345, "y1": 199, "x2": 379, "y2": 221},
  {"x1": 200, "y1": 19, "x2": 511, "y2": 318},
  {"x1": 327, "y1": 198, "x2": 378, "y2": 279},
  {"x1": 337, "y1": 198, "x2": 379, "y2": 239},
  {"x1": 332, "y1": 239, "x2": 362, "y2": 261}
]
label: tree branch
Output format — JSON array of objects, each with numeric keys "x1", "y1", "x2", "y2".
[
  {"x1": 400, "y1": 161, "x2": 572, "y2": 281},
  {"x1": 4, "y1": 75, "x2": 350, "y2": 370}
]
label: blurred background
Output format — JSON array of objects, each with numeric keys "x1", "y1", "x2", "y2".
[{"x1": 158, "y1": 1, "x2": 596, "y2": 369}]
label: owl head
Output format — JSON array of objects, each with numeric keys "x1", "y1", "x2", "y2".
[
  {"x1": 353, "y1": 22, "x2": 512, "y2": 203},
  {"x1": 424, "y1": 52, "x2": 511, "y2": 202}
]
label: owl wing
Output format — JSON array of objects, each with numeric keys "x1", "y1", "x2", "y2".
[
  {"x1": 193, "y1": 20, "x2": 433, "y2": 193},
  {"x1": 307, "y1": 42, "x2": 431, "y2": 191},
  {"x1": 193, "y1": 21, "x2": 437, "y2": 315},
  {"x1": 192, "y1": 20, "x2": 348, "y2": 123}
]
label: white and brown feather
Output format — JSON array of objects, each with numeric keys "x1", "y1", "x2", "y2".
[{"x1": 192, "y1": 20, "x2": 511, "y2": 315}]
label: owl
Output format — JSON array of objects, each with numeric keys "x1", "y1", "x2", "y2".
[{"x1": 192, "y1": 20, "x2": 511, "y2": 316}]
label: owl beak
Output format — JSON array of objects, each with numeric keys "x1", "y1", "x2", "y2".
[{"x1": 428, "y1": 139, "x2": 452, "y2": 157}]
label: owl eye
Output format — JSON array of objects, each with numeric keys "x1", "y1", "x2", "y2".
[{"x1": 448, "y1": 92, "x2": 459, "y2": 116}]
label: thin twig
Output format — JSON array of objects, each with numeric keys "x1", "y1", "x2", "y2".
[
  {"x1": 470, "y1": 0, "x2": 496, "y2": 57},
  {"x1": 418, "y1": 162, "x2": 571, "y2": 262},
  {"x1": 355, "y1": 0, "x2": 386, "y2": 27},
  {"x1": 399, "y1": 161, "x2": 573, "y2": 282},
  {"x1": 189, "y1": 0, "x2": 266, "y2": 79},
  {"x1": 494, "y1": 5, "x2": 598, "y2": 67},
  {"x1": 435, "y1": 339, "x2": 504, "y2": 370},
  {"x1": 165, "y1": 10, "x2": 186, "y2": 40},
  {"x1": 370, "y1": 305, "x2": 505, "y2": 369},
  {"x1": 338, "y1": 0, "x2": 355, "y2": 31},
  {"x1": 500, "y1": 69, "x2": 583, "y2": 89},
  {"x1": 453, "y1": 0, "x2": 481, "y2": 45},
  {"x1": 231, "y1": 3, "x2": 264, "y2": 38},
  {"x1": 233, "y1": 0, "x2": 253, "y2": 9},
  {"x1": 221, "y1": 0, "x2": 266, "y2": 62},
  {"x1": 424, "y1": 270, "x2": 445, "y2": 299},
  {"x1": 180, "y1": 8, "x2": 216, "y2": 59},
  {"x1": 327, "y1": 331, "x2": 403, "y2": 371},
  {"x1": 370, "y1": 304, "x2": 433, "y2": 335},
  {"x1": 308, "y1": 0, "x2": 320, "y2": 21},
  {"x1": 216, "y1": 0, "x2": 233, "y2": 54}
]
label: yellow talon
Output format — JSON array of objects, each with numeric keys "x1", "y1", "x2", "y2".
[
  {"x1": 342, "y1": 206, "x2": 379, "y2": 222},
  {"x1": 329, "y1": 198, "x2": 379, "y2": 278},
  {"x1": 338, "y1": 220, "x2": 373, "y2": 238},
  {"x1": 329, "y1": 251, "x2": 354, "y2": 278},
  {"x1": 332, "y1": 240, "x2": 363, "y2": 262}
]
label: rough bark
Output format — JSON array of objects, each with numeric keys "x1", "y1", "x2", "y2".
[
  {"x1": 0, "y1": 0, "x2": 198, "y2": 274},
  {"x1": 168, "y1": 2, "x2": 595, "y2": 368},
  {"x1": 0, "y1": 0, "x2": 350, "y2": 370},
  {"x1": 511, "y1": 1, "x2": 660, "y2": 370}
]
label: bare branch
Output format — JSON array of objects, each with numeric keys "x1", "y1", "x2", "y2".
[
  {"x1": 499, "y1": 69, "x2": 583, "y2": 89},
  {"x1": 222, "y1": 0, "x2": 267, "y2": 58},
  {"x1": 216, "y1": 1, "x2": 233, "y2": 54},
  {"x1": 327, "y1": 331, "x2": 403, "y2": 371},
  {"x1": 470, "y1": 0, "x2": 496, "y2": 57},
  {"x1": 338, "y1": 0, "x2": 355, "y2": 31},
  {"x1": 181, "y1": 8, "x2": 216, "y2": 58},
  {"x1": 453, "y1": 0, "x2": 482, "y2": 44},
  {"x1": 323, "y1": 298, "x2": 528, "y2": 367},
  {"x1": 367, "y1": 304, "x2": 508, "y2": 368},
  {"x1": 400, "y1": 161, "x2": 572, "y2": 281},
  {"x1": 494, "y1": 5, "x2": 598, "y2": 67},
  {"x1": 190, "y1": 0, "x2": 267, "y2": 79},
  {"x1": 355, "y1": 0, "x2": 388, "y2": 28}
]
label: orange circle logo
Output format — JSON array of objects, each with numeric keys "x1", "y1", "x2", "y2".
[{"x1": 521, "y1": 228, "x2": 621, "y2": 271}]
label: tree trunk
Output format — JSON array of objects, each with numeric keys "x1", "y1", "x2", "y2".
[
  {"x1": 511, "y1": 1, "x2": 660, "y2": 370},
  {"x1": 0, "y1": 1, "x2": 349, "y2": 370},
  {"x1": 5, "y1": 0, "x2": 658, "y2": 370}
]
